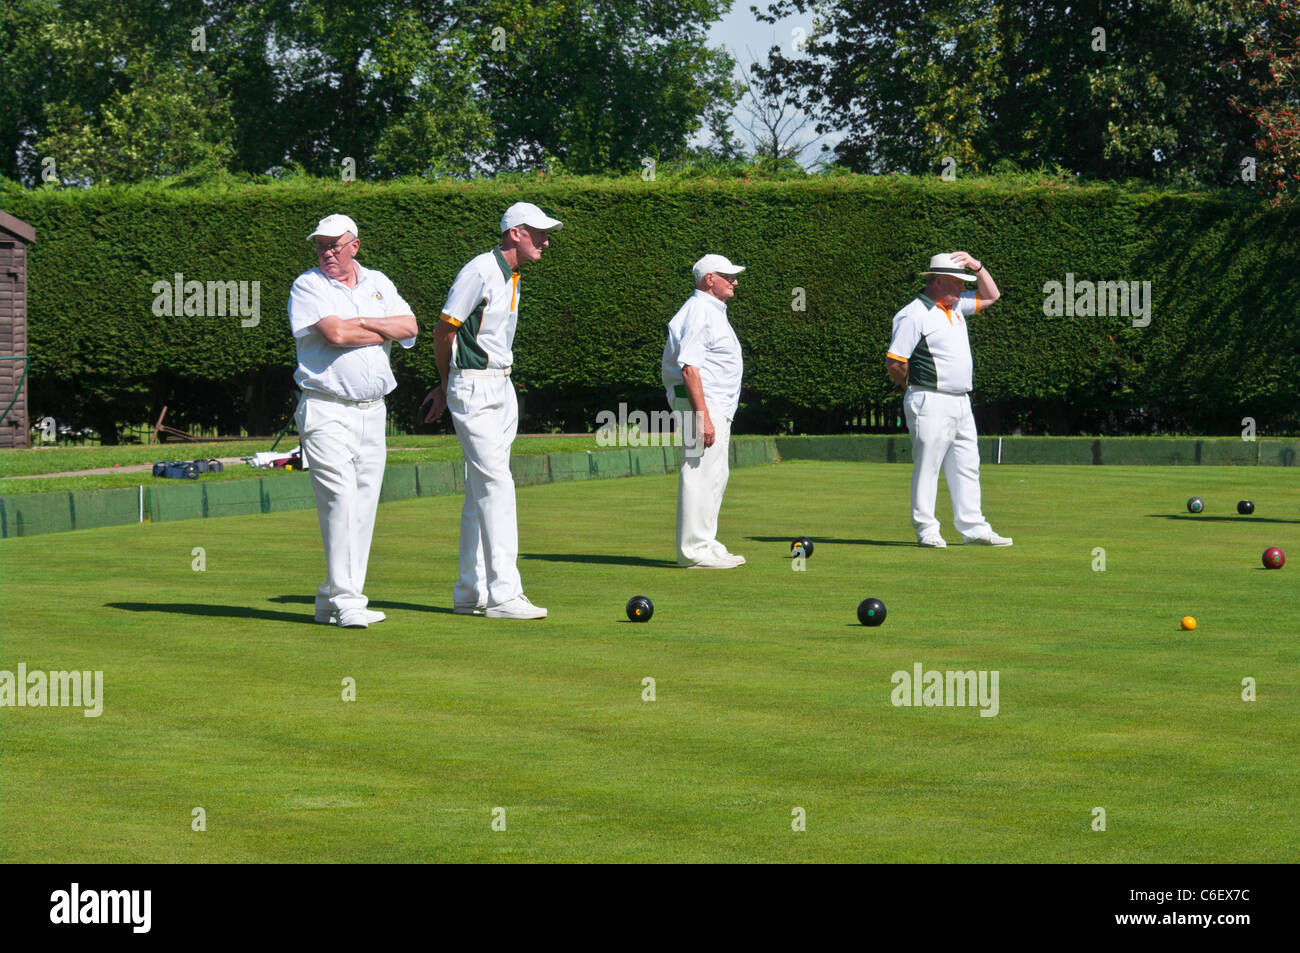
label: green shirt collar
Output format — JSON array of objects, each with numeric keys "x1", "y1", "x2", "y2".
[{"x1": 493, "y1": 247, "x2": 515, "y2": 282}]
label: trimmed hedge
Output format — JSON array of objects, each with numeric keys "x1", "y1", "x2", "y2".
[{"x1": 3, "y1": 176, "x2": 1298, "y2": 440}]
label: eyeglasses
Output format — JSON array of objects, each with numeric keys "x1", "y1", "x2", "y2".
[
  {"x1": 316, "y1": 237, "x2": 357, "y2": 257},
  {"x1": 710, "y1": 273, "x2": 739, "y2": 284}
]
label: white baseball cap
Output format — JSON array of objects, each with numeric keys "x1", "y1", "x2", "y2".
[
  {"x1": 920, "y1": 253, "x2": 977, "y2": 282},
  {"x1": 693, "y1": 254, "x2": 746, "y2": 282},
  {"x1": 500, "y1": 202, "x2": 563, "y2": 233},
  {"x1": 308, "y1": 214, "x2": 359, "y2": 241}
]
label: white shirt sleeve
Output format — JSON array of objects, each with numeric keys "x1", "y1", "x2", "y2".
[
  {"x1": 376, "y1": 273, "x2": 417, "y2": 349},
  {"x1": 288, "y1": 274, "x2": 331, "y2": 340},
  {"x1": 441, "y1": 262, "x2": 486, "y2": 324},
  {"x1": 675, "y1": 307, "x2": 712, "y2": 368},
  {"x1": 887, "y1": 306, "x2": 921, "y2": 360},
  {"x1": 958, "y1": 289, "x2": 979, "y2": 317}
]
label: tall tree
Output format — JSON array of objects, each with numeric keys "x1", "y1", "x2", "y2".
[
  {"x1": 3, "y1": 0, "x2": 739, "y2": 183},
  {"x1": 36, "y1": 54, "x2": 233, "y2": 185},
  {"x1": 1, "y1": 1, "x2": 249, "y2": 184},
  {"x1": 1233, "y1": 0, "x2": 1300, "y2": 203},
  {"x1": 474, "y1": 1, "x2": 738, "y2": 174},
  {"x1": 756, "y1": 0, "x2": 1262, "y2": 185}
]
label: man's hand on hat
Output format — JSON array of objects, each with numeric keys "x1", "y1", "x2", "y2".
[
  {"x1": 951, "y1": 251, "x2": 982, "y2": 273},
  {"x1": 421, "y1": 384, "x2": 446, "y2": 423}
]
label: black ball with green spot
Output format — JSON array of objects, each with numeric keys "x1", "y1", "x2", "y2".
[
  {"x1": 857, "y1": 598, "x2": 886, "y2": 627},
  {"x1": 1187, "y1": 497, "x2": 1204, "y2": 514}
]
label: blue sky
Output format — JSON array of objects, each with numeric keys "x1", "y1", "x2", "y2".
[{"x1": 703, "y1": 1, "x2": 844, "y2": 165}]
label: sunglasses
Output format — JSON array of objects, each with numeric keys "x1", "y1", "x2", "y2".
[{"x1": 316, "y1": 236, "x2": 357, "y2": 257}]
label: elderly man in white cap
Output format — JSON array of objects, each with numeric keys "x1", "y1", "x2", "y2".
[
  {"x1": 288, "y1": 214, "x2": 418, "y2": 627},
  {"x1": 661, "y1": 253, "x2": 747, "y2": 568},
  {"x1": 885, "y1": 251, "x2": 1011, "y2": 548},
  {"x1": 421, "y1": 202, "x2": 562, "y2": 619}
]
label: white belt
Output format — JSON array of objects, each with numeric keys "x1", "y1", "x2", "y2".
[
  {"x1": 909, "y1": 385, "x2": 967, "y2": 397},
  {"x1": 450, "y1": 366, "x2": 511, "y2": 377},
  {"x1": 302, "y1": 389, "x2": 385, "y2": 410}
]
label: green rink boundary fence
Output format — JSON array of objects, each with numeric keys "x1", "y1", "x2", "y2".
[
  {"x1": 772, "y1": 434, "x2": 1300, "y2": 467},
  {"x1": 1, "y1": 435, "x2": 1295, "y2": 539},
  {"x1": 0, "y1": 439, "x2": 778, "y2": 538}
]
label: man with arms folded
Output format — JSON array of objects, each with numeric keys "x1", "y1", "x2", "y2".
[{"x1": 289, "y1": 214, "x2": 418, "y2": 628}]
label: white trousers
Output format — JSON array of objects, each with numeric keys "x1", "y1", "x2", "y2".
[
  {"x1": 673, "y1": 397, "x2": 733, "y2": 565},
  {"x1": 448, "y1": 374, "x2": 521, "y2": 607},
  {"x1": 296, "y1": 394, "x2": 387, "y2": 614},
  {"x1": 903, "y1": 389, "x2": 992, "y2": 541}
]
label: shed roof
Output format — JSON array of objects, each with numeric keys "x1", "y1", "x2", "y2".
[{"x1": 0, "y1": 211, "x2": 36, "y2": 244}]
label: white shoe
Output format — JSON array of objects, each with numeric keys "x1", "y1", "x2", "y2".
[
  {"x1": 317, "y1": 606, "x2": 386, "y2": 624},
  {"x1": 485, "y1": 595, "x2": 548, "y2": 619},
  {"x1": 918, "y1": 536, "x2": 948, "y2": 548},
  {"x1": 453, "y1": 603, "x2": 486, "y2": 616},
  {"x1": 967, "y1": 532, "x2": 1013, "y2": 546},
  {"x1": 336, "y1": 608, "x2": 371, "y2": 628},
  {"x1": 685, "y1": 559, "x2": 740, "y2": 569}
]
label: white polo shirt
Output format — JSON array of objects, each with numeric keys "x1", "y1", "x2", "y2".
[
  {"x1": 288, "y1": 262, "x2": 417, "y2": 400},
  {"x1": 887, "y1": 291, "x2": 982, "y2": 394},
  {"x1": 661, "y1": 289, "x2": 743, "y2": 420},
  {"x1": 440, "y1": 248, "x2": 519, "y2": 370}
]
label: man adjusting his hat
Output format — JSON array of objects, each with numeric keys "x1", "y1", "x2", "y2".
[{"x1": 885, "y1": 252, "x2": 1012, "y2": 548}]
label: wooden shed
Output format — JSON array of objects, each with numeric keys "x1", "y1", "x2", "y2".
[{"x1": 0, "y1": 210, "x2": 35, "y2": 449}]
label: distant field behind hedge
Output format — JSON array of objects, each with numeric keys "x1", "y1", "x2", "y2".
[{"x1": 3, "y1": 175, "x2": 1297, "y2": 440}]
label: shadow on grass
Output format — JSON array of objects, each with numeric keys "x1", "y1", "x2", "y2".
[
  {"x1": 109, "y1": 598, "x2": 459, "y2": 620},
  {"x1": 267, "y1": 595, "x2": 456, "y2": 615},
  {"x1": 107, "y1": 602, "x2": 316, "y2": 624},
  {"x1": 521, "y1": 553, "x2": 679, "y2": 567},
  {"x1": 1148, "y1": 515, "x2": 1300, "y2": 525},
  {"x1": 748, "y1": 535, "x2": 917, "y2": 547}
]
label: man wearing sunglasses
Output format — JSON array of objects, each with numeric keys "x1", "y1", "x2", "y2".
[
  {"x1": 661, "y1": 254, "x2": 747, "y2": 569},
  {"x1": 288, "y1": 214, "x2": 418, "y2": 628}
]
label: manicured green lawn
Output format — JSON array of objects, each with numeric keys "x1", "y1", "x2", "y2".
[{"x1": 0, "y1": 462, "x2": 1295, "y2": 862}]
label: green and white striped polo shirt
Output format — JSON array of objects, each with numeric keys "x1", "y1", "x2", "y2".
[
  {"x1": 440, "y1": 247, "x2": 520, "y2": 370},
  {"x1": 887, "y1": 291, "x2": 982, "y2": 394}
]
